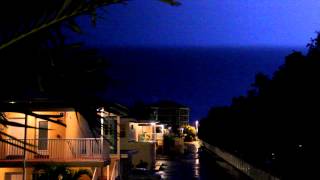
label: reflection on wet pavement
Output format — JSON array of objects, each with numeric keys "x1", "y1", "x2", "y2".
[{"x1": 155, "y1": 142, "x2": 251, "y2": 180}]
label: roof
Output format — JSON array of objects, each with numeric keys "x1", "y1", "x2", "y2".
[
  {"x1": 0, "y1": 99, "x2": 128, "y2": 116},
  {"x1": 0, "y1": 99, "x2": 74, "y2": 111}
]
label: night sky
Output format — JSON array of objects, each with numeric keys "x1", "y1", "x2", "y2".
[
  {"x1": 79, "y1": 0, "x2": 320, "y2": 47},
  {"x1": 74, "y1": 0, "x2": 320, "y2": 121}
]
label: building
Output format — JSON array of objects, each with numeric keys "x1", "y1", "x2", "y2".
[
  {"x1": 150, "y1": 101, "x2": 190, "y2": 130},
  {"x1": 120, "y1": 118, "x2": 165, "y2": 171},
  {"x1": 0, "y1": 100, "x2": 124, "y2": 180}
]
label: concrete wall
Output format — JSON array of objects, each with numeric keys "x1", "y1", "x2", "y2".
[
  {"x1": 120, "y1": 118, "x2": 134, "y2": 143},
  {"x1": 122, "y1": 142, "x2": 156, "y2": 170},
  {"x1": 120, "y1": 118, "x2": 157, "y2": 170}
]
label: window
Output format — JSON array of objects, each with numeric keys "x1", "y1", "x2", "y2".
[
  {"x1": 38, "y1": 121, "x2": 48, "y2": 150},
  {"x1": 156, "y1": 127, "x2": 162, "y2": 133},
  {"x1": 120, "y1": 124, "x2": 126, "y2": 138},
  {"x1": 5, "y1": 173, "x2": 23, "y2": 180},
  {"x1": 102, "y1": 116, "x2": 117, "y2": 153}
]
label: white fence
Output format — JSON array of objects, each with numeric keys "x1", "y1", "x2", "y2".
[{"x1": 202, "y1": 141, "x2": 280, "y2": 180}]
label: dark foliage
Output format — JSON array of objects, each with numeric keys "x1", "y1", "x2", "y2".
[
  {"x1": 128, "y1": 101, "x2": 154, "y2": 120},
  {"x1": 199, "y1": 33, "x2": 320, "y2": 179},
  {"x1": 0, "y1": 0, "x2": 181, "y2": 152}
]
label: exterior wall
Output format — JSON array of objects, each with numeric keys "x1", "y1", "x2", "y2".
[
  {"x1": 33, "y1": 111, "x2": 66, "y2": 140},
  {"x1": 124, "y1": 122, "x2": 164, "y2": 146},
  {"x1": 120, "y1": 118, "x2": 136, "y2": 146},
  {"x1": 128, "y1": 122, "x2": 139, "y2": 142},
  {"x1": 4, "y1": 112, "x2": 35, "y2": 140},
  {"x1": 120, "y1": 118, "x2": 158, "y2": 170},
  {"x1": 0, "y1": 168, "x2": 32, "y2": 180},
  {"x1": 122, "y1": 142, "x2": 156, "y2": 170},
  {"x1": 0, "y1": 109, "x2": 121, "y2": 180},
  {"x1": 3, "y1": 112, "x2": 67, "y2": 140},
  {"x1": 135, "y1": 125, "x2": 154, "y2": 140},
  {"x1": 65, "y1": 111, "x2": 93, "y2": 139},
  {"x1": 121, "y1": 120, "x2": 156, "y2": 143},
  {"x1": 120, "y1": 119, "x2": 130, "y2": 143},
  {"x1": 3, "y1": 111, "x2": 95, "y2": 140}
]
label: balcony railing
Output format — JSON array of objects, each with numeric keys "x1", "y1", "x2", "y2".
[
  {"x1": 0, "y1": 138, "x2": 109, "y2": 162},
  {"x1": 137, "y1": 133, "x2": 159, "y2": 142}
]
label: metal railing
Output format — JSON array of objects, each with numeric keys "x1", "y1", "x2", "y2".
[
  {"x1": 202, "y1": 141, "x2": 280, "y2": 180},
  {"x1": 0, "y1": 138, "x2": 109, "y2": 161}
]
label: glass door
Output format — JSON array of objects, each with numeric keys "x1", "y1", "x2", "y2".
[{"x1": 38, "y1": 121, "x2": 48, "y2": 152}]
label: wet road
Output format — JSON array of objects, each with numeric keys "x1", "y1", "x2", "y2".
[{"x1": 156, "y1": 142, "x2": 251, "y2": 180}]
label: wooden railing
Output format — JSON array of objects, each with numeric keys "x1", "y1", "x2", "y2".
[{"x1": 0, "y1": 138, "x2": 109, "y2": 162}]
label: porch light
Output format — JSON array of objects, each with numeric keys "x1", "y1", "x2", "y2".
[
  {"x1": 97, "y1": 107, "x2": 105, "y2": 112},
  {"x1": 97, "y1": 107, "x2": 107, "y2": 117}
]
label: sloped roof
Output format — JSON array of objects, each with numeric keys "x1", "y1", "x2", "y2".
[{"x1": 0, "y1": 99, "x2": 128, "y2": 116}]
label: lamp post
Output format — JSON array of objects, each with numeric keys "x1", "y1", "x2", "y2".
[{"x1": 195, "y1": 120, "x2": 199, "y2": 134}]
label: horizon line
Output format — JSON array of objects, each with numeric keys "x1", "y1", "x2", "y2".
[{"x1": 85, "y1": 44, "x2": 307, "y2": 50}]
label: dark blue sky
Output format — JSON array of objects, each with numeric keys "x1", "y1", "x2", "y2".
[
  {"x1": 74, "y1": 0, "x2": 319, "y2": 121},
  {"x1": 78, "y1": 0, "x2": 320, "y2": 47},
  {"x1": 102, "y1": 47, "x2": 300, "y2": 122}
]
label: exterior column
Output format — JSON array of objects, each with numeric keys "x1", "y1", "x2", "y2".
[{"x1": 23, "y1": 114, "x2": 27, "y2": 180}]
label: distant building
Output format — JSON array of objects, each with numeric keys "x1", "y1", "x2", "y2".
[{"x1": 149, "y1": 101, "x2": 190, "y2": 129}]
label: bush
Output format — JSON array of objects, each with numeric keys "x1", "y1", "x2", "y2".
[{"x1": 183, "y1": 125, "x2": 196, "y2": 142}]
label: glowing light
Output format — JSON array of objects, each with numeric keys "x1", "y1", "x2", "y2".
[
  {"x1": 195, "y1": 158, "x2": 199, "y2": 165},
  {"x1": 195, "y1": 120, "x2": 199, "y2": 133},
  {"x1": 100, "y1": 118, "x2": 104, "y2": 136}
]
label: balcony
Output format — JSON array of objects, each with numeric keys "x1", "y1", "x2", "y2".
[
  {"x1": 137, "y1": 133, "x2": 157, "y2": 142},
  {"x1": 0, "y1": 138, "x2": 110, "y2": 167}
]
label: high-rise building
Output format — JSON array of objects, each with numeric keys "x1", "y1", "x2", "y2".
[{"x1": 149, "y1": 101, "x2": 190, "y2": 129}]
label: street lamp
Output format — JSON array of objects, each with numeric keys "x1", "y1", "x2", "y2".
[{"x1": 195, "y1": 120, "x2": 199, "y2": 133}]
